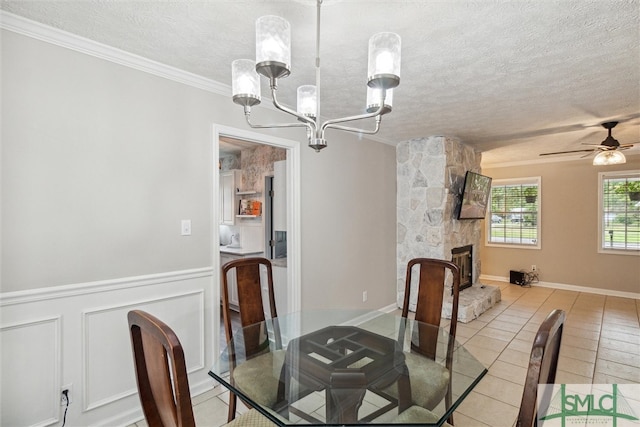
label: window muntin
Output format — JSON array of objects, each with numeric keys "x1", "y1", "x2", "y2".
[
  {"x1": 599, "y1": 171, "x2": 640, "y2": 254},
  {"x1": 487, "y1": 177, "x2": 541, "y2": 249}
]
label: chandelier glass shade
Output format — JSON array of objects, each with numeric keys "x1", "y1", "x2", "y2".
[
  {"x1": 592, "y1": 150, "x2": 626, "y2": 165},
  {"x1": 297, "y1": 85, "x2": 317, "y2": 118},
  {"x1": 231, "y1": 0, "x2": 401, "y2": 151}
]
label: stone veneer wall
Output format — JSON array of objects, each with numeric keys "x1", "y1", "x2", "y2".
[
  {"x1": 240, "y1": 145, "x2": 286, "y2": 193},
  {"x1": 220, "y1": 154, "x2": 240, "y2": 171},
  {"x1": 219, "y1": 145, "x2": 286, "y2": 192},
  {"x1": 397, "y1": 136, "x2": 482, "y2": 309}
]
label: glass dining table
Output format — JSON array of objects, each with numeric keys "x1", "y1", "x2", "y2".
[{"x1": 209, "y1": 310, "x2": 487, "y2": 426}]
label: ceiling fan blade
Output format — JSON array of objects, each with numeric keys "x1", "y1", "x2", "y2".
[
  {"x1": 539, "y1": 149, "x2": 596, "y2": 156},
  {"x1": 620, "y1": 141, "x2": 640, "y2": 148}
]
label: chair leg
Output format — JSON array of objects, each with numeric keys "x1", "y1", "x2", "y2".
[
  {"x1": 446, "y1": 382, "x2": 454, "y2": 425},
  {"x1": 227, "y1": 391, "x2": 237, "y2": 422}
]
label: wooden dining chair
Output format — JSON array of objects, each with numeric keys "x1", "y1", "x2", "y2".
[
  {"x1": 401, "y1": 258, "x2": 461, "y2": 354},
  {"x1": 128, "y1": 309, "x2": 273, "y2": 427},
  {"x1": 380, "y1": 258, "x2": 461, "y2": 424},
  {"x1": 221, "y1": 257, "x2": 284, "y2": 422},
  {"x1": 393, "y1": 309, "x2": 566, "y2": 427},
  {"x1": 128, "y1": 309, "x2": 196, "y2": 427},
  {"x1": 516, "y1": 308, "x2": 565, "y2": 427}
]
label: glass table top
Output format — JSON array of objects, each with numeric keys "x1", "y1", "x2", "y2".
[{"x1": 210, "y1": 310, "x2": 487, "y2": 426}]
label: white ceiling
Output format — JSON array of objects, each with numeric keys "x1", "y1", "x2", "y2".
[{"x1": 2, "y1": 0, "x2": 639, "y2": 165}]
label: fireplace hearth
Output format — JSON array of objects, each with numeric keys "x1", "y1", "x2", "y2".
[{"x1": 451, "y1": 245, "x2": 473, "y2": 291}]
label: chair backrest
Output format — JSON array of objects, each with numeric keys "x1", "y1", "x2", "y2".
[
  {"x1": 401, "y1": 258, "x2": 460, "y2": 358},
  {"x1": 221, "y1": 257, "x2": 279, "y2": 357},
  {"x1": 128, "y1": 310, "x2": 196, "y2": 427},
  {"x1": 517, "y1": 309, "x2": 566, "y2": 427}
]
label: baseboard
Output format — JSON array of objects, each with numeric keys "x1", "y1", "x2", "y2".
[
  {"x1": 479, "y1": 274, "x2": 640, "y2": 300},
  {"x1": 379, "y1": 303, "x2": 400, "y2": 313},
  {"x1": 190, "y1": 377, "x2": 217, "y2": 399}
]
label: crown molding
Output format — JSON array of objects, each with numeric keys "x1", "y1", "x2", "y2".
[{"x1": 0, "y1": 10, "x2": 230, "y2": 96}]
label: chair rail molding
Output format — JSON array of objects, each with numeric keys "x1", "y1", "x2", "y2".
[{"x1": 0, "y1": 267, "x2": 213, "y2": 306}]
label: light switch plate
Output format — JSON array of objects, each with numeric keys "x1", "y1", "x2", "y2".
[{"x1": 181, "y1": 220, "x2": 191, "y2": 236}]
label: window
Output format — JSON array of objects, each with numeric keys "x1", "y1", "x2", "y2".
[
  {"x1": 599, "y1": 171, "x2": 640, "y2": 254},
  {"x1": 487, "y1": 177, "x2": 541, "y2": 248}
]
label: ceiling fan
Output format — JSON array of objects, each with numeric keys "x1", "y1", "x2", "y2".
[{"x1": 539, "y1": 121, "x2": 638, "y2": 164}]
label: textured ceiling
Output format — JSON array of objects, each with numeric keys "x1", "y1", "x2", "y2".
[{"x1": 2, "y1": 0, "x2": 639, "y2": 165}]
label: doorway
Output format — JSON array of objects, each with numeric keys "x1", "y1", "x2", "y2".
[{"x1": 212, "y1": 124, "x2": 301, "y2": 357}]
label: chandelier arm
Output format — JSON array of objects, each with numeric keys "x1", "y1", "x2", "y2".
[
  {"x1": 270, "y1": 87, "x2": 317, "y2": 128},
  {"x1": 324, "y1": 117, "x2": 381, "y2": 135},
  {"x1": 320, "y1": 105, "x2": 384, "y2": 134},
  {"x1": 243, "y1": 107, "x2": 312, "y2": 130}
]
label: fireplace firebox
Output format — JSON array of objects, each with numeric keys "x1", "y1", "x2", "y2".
[{"x1": 451, "y1": 245, "x2": 473, "y2": 292}]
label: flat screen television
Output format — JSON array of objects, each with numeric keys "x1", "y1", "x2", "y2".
[{"x1": 457, "y1": 171, "x2": 492, "y2": 220}]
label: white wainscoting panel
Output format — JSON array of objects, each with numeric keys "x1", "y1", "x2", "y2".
[
  {"x1": 0, "y1": 268, "x2": 214, "y2": 427},
  {"x1": 82, "y1": 290, "x2": 205, "y2": 411},
  {"x1": 1, "y1": 317, "x2": 61, "y2": 427}
]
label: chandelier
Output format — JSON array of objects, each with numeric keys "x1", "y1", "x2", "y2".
[{"x1": 231, "y1": 0, "x2": 401, "y2": 152}]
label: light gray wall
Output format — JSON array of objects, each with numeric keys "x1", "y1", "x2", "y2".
[
  {"x1": 300, "y1": 135, "x2": 397, "y2": 309},
  {"x1": 481, "y1": 155, "x2": 640, "y2": 294},
  {"x1": 1, "y1": 30, "x2": 397, "y2": 308}
]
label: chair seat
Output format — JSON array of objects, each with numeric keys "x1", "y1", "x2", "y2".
[
  {"x1": 232, "y1": 349, "x2": 286, "y2": 408},
  {"x1": 224, "y1": 408, "x2": 275, "y2": 426},
  {"x1": 393, "y1": 405, "x2": 452, "y2": 426},
  {"x1": 381, "y1": 352, "x2": 450, "y2": 410}
]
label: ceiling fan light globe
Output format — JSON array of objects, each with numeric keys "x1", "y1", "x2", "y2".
[{"x1": 593, "y1": 150, "x2": 626, "y2": 165}]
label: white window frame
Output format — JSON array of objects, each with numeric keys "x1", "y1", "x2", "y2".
[
  {"x1": 598, "y1": 170, "x2": 640, "y2": 256},
  {"x1": 486, "y1": 177, "x2": 542, "y2": 250}
]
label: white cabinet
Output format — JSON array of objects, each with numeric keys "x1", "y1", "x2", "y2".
[
  {"x1": 273, "y1": 160, "x2": 287, "y2": 231},
  {"x1": 220, "y1": 170, "x2": 241, "y2": 225}
]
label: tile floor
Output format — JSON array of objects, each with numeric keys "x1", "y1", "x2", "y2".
[{"x1": 128, "y1": 280, "x2": 640, "y2": 427}]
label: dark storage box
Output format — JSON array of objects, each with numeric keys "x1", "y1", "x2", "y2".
[{"x1": 510, "y1": 270, "x2": 525, "y2": 285}]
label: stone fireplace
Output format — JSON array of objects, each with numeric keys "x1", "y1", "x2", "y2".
[{"x1": 397, "y1": 136, "x2": 483, "y2": 311}]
